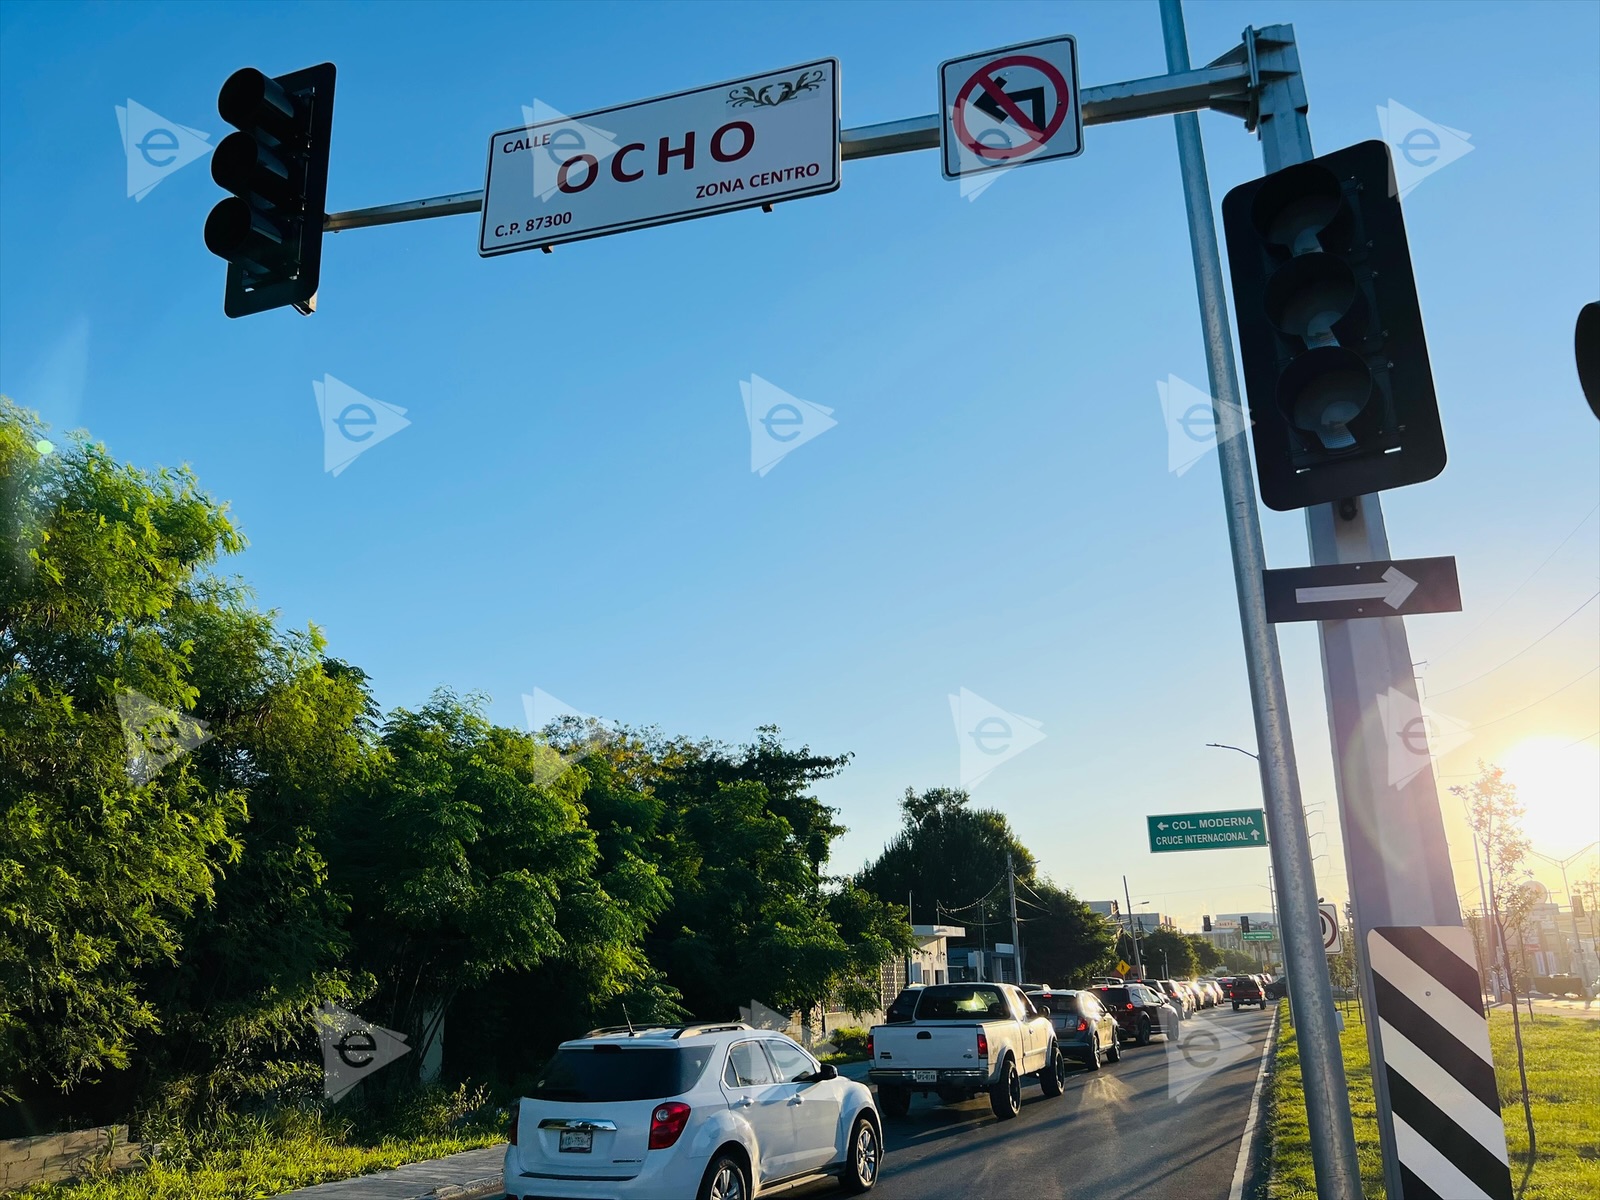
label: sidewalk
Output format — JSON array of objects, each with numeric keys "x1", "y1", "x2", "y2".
[
  {"x1": 274, "y1": 1144, "x2": 505, "y2": 1200},
  {"x1": 1488, "y1": 998, "x2": 1600, "y2": 1021}
]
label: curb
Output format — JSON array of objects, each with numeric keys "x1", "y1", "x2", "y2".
[{"x1": 408, "y1": 1174, "x2": 503, "y2": 1200}]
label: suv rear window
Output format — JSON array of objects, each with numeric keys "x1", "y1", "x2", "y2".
[
  {"x1": 1091, "y1": 986, "x2": 1130, "y2": 1006},
  {"x1": 1031, "y1": 992, "x2": 1081, "y2": 1015},
  {"x1": 530, "y1": 1045, "x2": 715, "y2": 1102}
]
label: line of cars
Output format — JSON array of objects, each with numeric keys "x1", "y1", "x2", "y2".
[{"x1": 496, "y1": 974, "x2": 1285, "y2": 1200}]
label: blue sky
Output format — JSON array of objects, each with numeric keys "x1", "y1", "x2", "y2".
[{"x1": 3, "y1": 0, "x2": 1597, "y2": 936}]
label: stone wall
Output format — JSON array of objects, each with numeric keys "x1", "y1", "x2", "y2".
[{"x1": 0, "y1": 1125, "x2": 142, "y2": 1189}]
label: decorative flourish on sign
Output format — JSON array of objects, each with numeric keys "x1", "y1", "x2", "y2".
[{"x1": 727, "y1": 69, "x2": 827, "y2": 108}]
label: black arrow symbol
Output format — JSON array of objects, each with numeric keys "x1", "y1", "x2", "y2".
[{"x1": 973, "y1": 76, "x2": 1048, "y2": 131}]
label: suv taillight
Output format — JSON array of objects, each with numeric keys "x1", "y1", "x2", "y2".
[
  {"x1": 649, "y1": 1102, "x2": 691, "y2": 1150},
  {"x1": 867, "y1": 1033, "x2": 874, "y2": 1058},
  {"x1": 976, "y1": 1031, "x2": 989, "y2": 1058},
  {"x1": 508, "y1": 1105, "x2": 519, "y2": 1145},
  {"x1": 1076, "y1": 1018, "x2": 1088, "y2": 1032}
]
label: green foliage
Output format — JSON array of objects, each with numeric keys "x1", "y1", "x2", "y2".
[
  {"x1": 1017, "y1": 883, "x2": 1118, "y2": 985},
  {"x1": 1139, "y1": 928, "x2": 1199, "y2": 979},
  {"x1": 827, "y1": 1026, "x2": 870, "y2": 1056},
  {"x1": 1221, "y1": 948, "x2": 1261, "y2": 975},
  {"x1": 1186, "y1": 933, "x2": 1222, "y2": 973}
]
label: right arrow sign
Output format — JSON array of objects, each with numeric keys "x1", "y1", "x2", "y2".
[{"x1": 1263, "y1": 556, "x2": 1461, "y2": 622}]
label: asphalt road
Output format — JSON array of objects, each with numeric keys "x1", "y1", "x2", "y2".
[{"x1": 794, "y1": 1005, "x2": 1278, "y2": 1200}]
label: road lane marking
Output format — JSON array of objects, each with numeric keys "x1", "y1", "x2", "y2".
[{"x1": 1228, "y1": 1008, "x2": 1278, "y2": 1200}]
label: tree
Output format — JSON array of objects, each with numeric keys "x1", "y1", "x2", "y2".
[
  {"x1": 1140, "y1": 928, "x2": 1199, "y2": 979},
  {"x1": 1, "y1": 405, "x2": 246, "y2": 1099},
  {"x1": 1185, "y1": 933, "x2": 1222, "y2": 973},
  {"x1": 1017, "y1": 883, "x2": 1117, "y2": 985},
  {"x1": 1450, "y1": 761, "x2": 1537, "y2": 1159},
  {"x1": 859, "y1": 787, "x2": 1035, "y2": 928},
  {"x1": 1220, "y1": 948, "x2": 1260, "y2": 975}
]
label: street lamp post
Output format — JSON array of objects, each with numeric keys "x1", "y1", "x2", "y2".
[{"x1": 1529, "y1": 843, "x2": 1600, "y2": 980}]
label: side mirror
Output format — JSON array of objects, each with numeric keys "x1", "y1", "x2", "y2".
[{"x1": 814, "y1": 1063, "x2": 838, "y2": 1081}]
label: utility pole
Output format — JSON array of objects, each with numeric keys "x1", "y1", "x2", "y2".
[
  {"x1": 1530, "y1": 844, "x2": 1599, "y2": 978},
  {"x1": 1158, "y1": 5, "x2": 1361, "y2": 1198},
  {"x1": 1007, "y1": 853, "x2": 1023, "y2": 985},
  {"x1": 1123, "y1": 875, "x2": 1145, "y2": 978}
]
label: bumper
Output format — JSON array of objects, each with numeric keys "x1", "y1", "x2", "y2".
[
  {"x1": 869, "y1": 1067, "x2": 988, "y2": 1088},
  {"x1": 502, "y1": 1144, "x2": 709, "y2": 1200}
]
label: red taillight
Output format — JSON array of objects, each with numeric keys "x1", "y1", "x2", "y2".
[
  {"x1": 976, "y1": 1031, "x2": 989, "y2": 1058},
  {"x1": 649, "y1": 1102, "x2": 691, "y2": 1150},
  {"x1": 1076, "y1": 1018, "x2": 1088, "y2": 1032},
  {"x1": 508, "y1": 1105, "x2": 519, "y2": 1145},
  {"x1": 1127, "y1": 1003, "x2": 1134, "y2": 1010},
  {"x1": 867, "y1": 1033, "x2": 875, "y2": 1058}
]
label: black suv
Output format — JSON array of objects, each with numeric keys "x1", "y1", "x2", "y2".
[{"x1": 1089, "y1": 982, "x2": 1173, "y2": 1046}]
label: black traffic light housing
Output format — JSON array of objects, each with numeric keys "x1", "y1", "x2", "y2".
[
  {"x1": 205, "y1": 63, "x2": 336, "y2": 318},
  {"x1": 1222, "y1": 140, "x2": 1445, "y2": 511},
  {"x1": 1202, "y1": 914, "x2": 1212, "y2": 933},
  {"x1": 1240, "y1": 915, "x2": 1251, "y2": 933}
]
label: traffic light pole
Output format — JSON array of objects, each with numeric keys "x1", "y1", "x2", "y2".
[
  {"x1": 1158, "y1": 5, "x2": 1362, "y2": 1200},
  {"x1": 1245, "y1": 22, "x2": 1472, "y2": 1200}
]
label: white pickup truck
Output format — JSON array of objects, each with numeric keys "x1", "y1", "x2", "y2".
[{"x1": 866, "y1": 982, "x2": 1066, "y2": 1120}]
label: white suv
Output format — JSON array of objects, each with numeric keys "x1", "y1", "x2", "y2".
[{"x1": 504, "y1": 1021, "x2": 882, "y2": 1200}]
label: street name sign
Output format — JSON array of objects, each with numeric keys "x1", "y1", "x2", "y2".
[
  {"x1": 481, "y1": 59, "x2": 840, "y2": 257},
  {"x1": 1262, "y1": 556, "x2": 1461, "y2": 623},
  {"x1": 1319, "y1": 903, "x2": 1342, "y2": 955},
  {"x1": 1147, "y1": 809, "x2": 1268, "y2": 854},
  {"x1": 1243, "y1": 930, "x2": 1276, "y2": 941},
  {"x1": 938, "y1": 35, "x2": 1082, "y2": 180}
]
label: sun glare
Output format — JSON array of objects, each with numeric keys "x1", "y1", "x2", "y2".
[{"x1": 1496, "y1": 737, "x2": 1600, "y2": 858}]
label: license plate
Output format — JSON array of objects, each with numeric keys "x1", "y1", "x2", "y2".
[
  {"x1": 558, "y1": 1129, "x2": 593, "y2": 1153},
  {"x1": 912, "y1": 1070, "x2": 937, "y2": 1083}
]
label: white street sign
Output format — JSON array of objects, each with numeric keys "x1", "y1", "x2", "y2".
[
  {"x1": 481, "y1": 59, "x2": 840, "y2": 257},
  {"x1": 939, "y1": 35, "x2": 1083, "y2": 180},
  {"x1": 1320, "y1": 903, "x2": 1343, "y2": 955}
]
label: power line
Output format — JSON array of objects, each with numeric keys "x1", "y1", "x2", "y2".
[
  {"x1": 1463, "y1": 664, "x2": 1599, "y2": 730},
  {"x1": 1427, "y1": 590, "x2": 1599, "y2": 698},
  {"x1": 1430, "y1": 503, "x2": 1599, "y2": 664}
]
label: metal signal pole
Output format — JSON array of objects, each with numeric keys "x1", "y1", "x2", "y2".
[
  {"x1": 1158, "y1": 4, "x2": 1362, "y2": 1198},
  {"x1": 1007, "y1": 853, "x2": 1023, "y2": 984},
  {"x1": 1123, "y1": 875, "x2": 1146, "y2": 978}
]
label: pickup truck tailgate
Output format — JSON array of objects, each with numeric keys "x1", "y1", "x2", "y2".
[{"x1": 870, "y1": 1024, "x2": 988, "y2": 1085}]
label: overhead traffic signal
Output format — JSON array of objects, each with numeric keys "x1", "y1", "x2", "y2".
[
  {"x1": 1203, "y1": 914, "x2": 1212, "y2": 932},
  {"x1": 1222, "y1": 140, "x2": 1445, "y2": 511},
  {"x1": 204, "y1": 63, "x2": 336, "y2": 318},
  {"x1": 1240, "y1": 915, "x2": 1251, "y2": 933}
]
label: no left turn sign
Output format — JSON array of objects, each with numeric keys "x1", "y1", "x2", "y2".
[{"x1": 939, "y1": 35, "x2": 1083, "y2": 179}]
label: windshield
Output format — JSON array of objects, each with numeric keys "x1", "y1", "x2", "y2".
[{"x1": 529, "y1": 1045, "x2": 714, "y2": 1102}]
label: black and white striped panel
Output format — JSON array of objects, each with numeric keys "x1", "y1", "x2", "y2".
[{"x1": 1369, "y1": 926, "x2": 1513, "y2": 1200}]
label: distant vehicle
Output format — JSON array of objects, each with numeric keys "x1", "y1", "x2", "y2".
[
  {"x1": 1264, "y1": 975, "x2": 1289, "y2": 1000},
  {"x1": 868, "y1": 983, "x2": 1065, "y2": 1120},
  {"x1": 1229, "y1": 975, "x2": 1267, "y2": 1010},
  {"x1": 1150, "y1": 978, "x2": 1193, "y2": 1019},
  {"x1": 1027, "y1": 987, "x2": 1122, "y2": 1070},
  {"x1": 1089, "y1": 982, "x2": 1175, "y2": 1046},
  {"x1": 1198, "y1": 979, "x2": 1224, "y2": 1007},
  {"x1": 884, "y1": 985, "x2": 924, "y2": 1024},
  {"x1": 503, "y1": 1021, "x2": 881, "y2": 1200}
]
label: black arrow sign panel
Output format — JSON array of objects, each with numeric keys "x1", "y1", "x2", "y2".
[{"x1": 1263, "y1": 556, "x2": 1461, "y2": 622}]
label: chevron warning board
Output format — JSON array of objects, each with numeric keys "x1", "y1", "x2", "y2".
[{"x1": 1369, "y1": 926, "x2": 1513, "y2": 1200}]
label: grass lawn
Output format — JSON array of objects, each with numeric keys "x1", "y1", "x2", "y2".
[
  {"x1": 13, "y1": 1087, "x2": 507, "y2": 1200},
  {"x1": 1266, "y1": 1000, "x2": 1600, "y2": 1200}
]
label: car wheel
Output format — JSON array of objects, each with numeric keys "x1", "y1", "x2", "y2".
[
  {"x1": 697, "y1": 1151, "x2": 751, "y2": 1200},
  {"x1": 988, "y1": 1058, "x2": 1022, "y2": 1120},
  {"x1": 1136, "y1": 1015, "x2": 1152, "y2": 1046},
  {"x1": 1233, "y1": 1001, "x2": 1241, "y2": 1011},
  {"x1": 1084, "y1": 1034, "x2": 1102, "y2": 1072},
  {"x1": 1041, "y1": 1045, "x2": 1067, "y2": 1096},
  {"x1": 877, "y1": 1084, "x2": 910, "y2": 1118},
  {"x1": 838, "y1": 1114, "x2": 879, "y2": 1194},
  {"x1": 1106, "y1": 1033, "x2": 1123, "y2": 1063}
]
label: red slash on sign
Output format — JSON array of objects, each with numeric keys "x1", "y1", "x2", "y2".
[{"x1": 952, "y1": 54, "x2": 1071, "y2": 161}]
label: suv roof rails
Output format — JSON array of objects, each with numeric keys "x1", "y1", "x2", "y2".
[
  {"x1": 673, "y1": 1022, "x2": 752, "y2": 1039},
  {"x1": 581, "y1": 1021, "x2": 756, "y2": 1040}
]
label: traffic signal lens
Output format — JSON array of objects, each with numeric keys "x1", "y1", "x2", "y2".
[
  {"x1": 203, "y1": 196, "x2": 288, "y2": 273},
  {"x1": 1264, "y1": 254, "x2": 1360, "y2": 342},
  {"x1": 1252, "y1": 163, "x2": 1347, "y2": 252},
  {"x1": 212, "y1": 131, "x2": 294, "y2": 207},
  {"x1": 1280, "y1": 346, "x2": 1374, "y2": 450},
  {"x1": 217, "y1": 67, "x2": 299, "y2": 143}
]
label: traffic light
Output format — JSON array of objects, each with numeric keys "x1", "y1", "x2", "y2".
[
  {"x1": 204, "y1": 63, "x2": 336, "y2": 318},
  {"x1": 1222, "y1": 140, "x2": 1445, "y2": 511},
  {"x1": 1203, "y1": 914, "x2": 1212, "y2": 932},
  {"x1": 1240, "y1": 915, "x2": 1251, "y2": 933}
]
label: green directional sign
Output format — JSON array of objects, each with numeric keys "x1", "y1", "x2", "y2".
[
  {"x1": 1146, "y1": 808, "x2": 1268, "y2": 854},
  {"x1": 1243, "y1": 930, "x2": 1276, "y2": 941}
]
